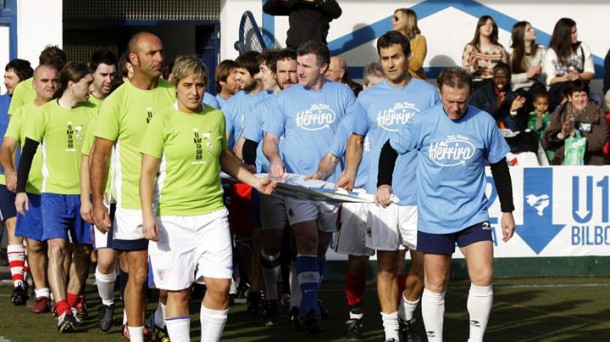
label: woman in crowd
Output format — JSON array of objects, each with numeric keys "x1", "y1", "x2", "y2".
[
  {"x1": 392, "y1": 8, "x2": 427, "y2": 79},
  {"x1": 543, "y1": 18, "x2": 594, "y2": 110},
  {"x1": 510, "y1": 21, "x2": 546, "y2": 95},
  {"x1": 462, "y1": 15, "x2": 508, "y2": 90},
  {"x1": 542, "y1": 80, "x2": 607, "y2": 165},
  {"x1": 139, "y1": 56, "x2": 275, "y2": 342}
]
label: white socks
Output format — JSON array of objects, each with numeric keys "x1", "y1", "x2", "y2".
[
  {"x1": 289, "y1": 261, "x2": 301, "y2": 308},
  {"x1": 95, "y1": 268, "x2": 116, "y2": 306},
  {"x1": 422, "y1": 289, "x2": 445, "y2": 342},
  {"x1": 166, "y1": 316, "x2": 190, "y2": 342},
  {"x1": 467, "y1": 284, "x2": 493, "y2": 342},
  {"x1": 398, "y1": 294, "x2": 420, "y2": 321},
  {"x1": 381, "y1": 311, "x2": 400, "y2": 341},
  {"x1": 200, "y1": 305, "x2": 228, "y2": 342},
  {"x1": 127, "y1": 326, "x2": 144, "y2": 342},
  {"x1": 35, "y1": 287, "x2": 50, "y2": 298},
  {"x1": 154, "y1": 301, "x2": 166, "y2": 329}
]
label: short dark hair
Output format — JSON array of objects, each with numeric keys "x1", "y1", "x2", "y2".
[
  {"x1": 39, "y1": 45, "x2": 67, "y2": 72},
  {"x1": 272, "y1": 48, "x2": 297, "y2": 74},
  {"x1": 376, "y1": 31, "x2": 411, "y2": 57},
  {"x1": 296, "y1": 40, "x2": 330, "y2": 67},
  {"x1": 90, "y1": 49, "x2": 117, "y2": 72},
  {"x1": 568, "y1": 80, "x2": 590, "y2": 96},
  {"x1": 437, "y1": 67, "x2": 473, "y2": 92},
  {"x1": 258, "y1": 49, "x2": 278, "y2": 70},
  {"x1": 235, "y1": 51, "x2": 261, "y2": 77},
  {"x1": 5, "y1": 59, "x2": 33, "y2": 81},
  {"x1": 493, "y1": 62, "x2": 511, "y2": 77}
]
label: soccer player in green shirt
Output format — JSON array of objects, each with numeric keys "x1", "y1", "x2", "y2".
[
  {"x1": 0, "y1": 64, "x2": 58, "y2": 314},
  {"x1": 90, "y1": 32, "x2": 174, "y2": 342},
  {"x1": 15, "y1": 62, "x2": 96, "y2": 333},
  {"x1": 7, "y1": 45, "x2": 67, "y2": 116},
  {"x1": 140, "y1": 55, "x2": 275, "y2": 342},
  {"x1": 79, "y1": 49, "x2": 118, "y2": 332}
]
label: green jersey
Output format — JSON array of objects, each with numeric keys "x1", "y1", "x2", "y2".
[
  {"x1": 140, "y1": 104, "x2": 227, "y2": 216},
  {"x1": 81, "y1": 115, "x2": 113, "y2": 195},
  {"x1": 4, "y1": 102, "x2": 44, "y2": 194},
  {"x1": 94, "y1": 79, "x2": 175, "y2": 209},
  {"x1": 8, "y1": 78, "x2": 35, "y2": 115},
  {"x1": 26, "y1": 100, "x2": 96, "y2": 195},
  {"x1": 88, "y1": 95, "x2": 104, "y2": 109}
]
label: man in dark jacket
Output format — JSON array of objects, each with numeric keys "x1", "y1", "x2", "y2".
[
  {"x1": 263, "y1": 0, "x2": 342, "y2": 50},
  {"x1": 471, "y1": 62, "x2": 528, "y2": 132}
]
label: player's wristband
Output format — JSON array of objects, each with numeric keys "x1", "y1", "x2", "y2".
[{"x1": 377, "y1": 140, "x2": 398, "y2": 187}]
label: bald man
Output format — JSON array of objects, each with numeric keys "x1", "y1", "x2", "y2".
[
  {"x1": 326, "y1": 56, "x2": 363, "y2": 96},
  {"x1": 90, "y1": 32, "x2": 175, "y2": 342}
]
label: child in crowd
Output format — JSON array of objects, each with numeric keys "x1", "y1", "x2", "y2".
[{"x1": 528, "y1": 92, "x2": 554, "y2": 161}]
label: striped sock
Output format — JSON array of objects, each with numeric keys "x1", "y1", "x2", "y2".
[{"x1": 7, "y1": 244, "x2": 25, "y2": 287}]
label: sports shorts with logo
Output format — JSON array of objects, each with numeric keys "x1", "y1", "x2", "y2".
[
  {"x1": 149, "y1": 209, "x2": 233, "y2": 291},
  {"x1": 284, "y1": 197, "x2": 338, "y2": 233},
  {"x1": 417, "y1": 221, "x2": 492, "y2": 254},
  {"x1": 366, "y1": 202, "x2": 417, "y2": 251}
]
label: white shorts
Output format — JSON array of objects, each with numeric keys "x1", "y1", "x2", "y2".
[
  {"x1": 112, "y1": 208, "x2": 148, "y2": 250},
  {"x1": 284, "y1": 197, "x2": 339, "y2": 233},
  {"x1": 149, "y1": 209, "x2": 233, "y2": 291},
  {"x1": 335, "y1": 203, "x2": 374, "y2": 256},
  {"x1": 366, "y1": 203, "x2": 418, "y2": 251}
]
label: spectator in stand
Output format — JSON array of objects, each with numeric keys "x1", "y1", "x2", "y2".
[
  {"x1": 510, "y1": 21, "x2": 546, "y2": 96},
  {"x1": 362, "y1": 61, "x2": 385, "y2": 89},
  {"x1": 527, "y1": 91, "x2": 554, "y2": 162},
  {"x1": 326, "y1": 56, "x2": 363, "y2": 96},
  {"x1": 471, "y1": 62, "x2": 528, "y2": 132},
  {"x1": 542, "y1": 80, "x2": 607, "y2": 165},
  {"x1": 462, "y1": 15, "x2": 508, "y2": 90},
  {"x1": 543, "y1": 18, "x2": 595, "y2": 111},
  {"x1": 392, "y1": 8, "x2": 427, "y2": 79},
  {"x1": 263, "y1": 0, "x2": 342, "y2": 50}
]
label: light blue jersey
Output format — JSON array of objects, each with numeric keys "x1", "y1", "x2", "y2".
[
  {"x1": 329, "y1": 114, "x2": 369, "y2": 188},
  {"x1": 390, "y1": 104, "x2": 510, "y2": 234},
  {"x1": 215, "y1": 94, "x2": 229, "y2": 109},
  {"x1": 353, "y1": 79, "x2": 439, "y2": 205},
  {"x1": 203, "y1": 92, "x2": 220, "y2": 109},
  {"x1": 265, "y1": 81, "x2": 357, "y2": 182},
  {"x1": 222, "y1": 90, "x2": 270, "y2": 148},
  {"x1": 242, "y1": 94, "x2": 279, "y2": 173}
]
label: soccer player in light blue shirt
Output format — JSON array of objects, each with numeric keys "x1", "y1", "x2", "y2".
[
  {"x1": 338, "y1": 31, "x2": 438, "y2": 342},
  {"x1": 214, "y1": 59, "x2": 239, "y2": 110},
  {"x1": 376, "y1": 67, "x2": 516, "y2": 342},
  {"x1": 222, "y1": 51, "x2": 271, "y2": 152},
  {"x1": 262, "y1": 40, "x2": 357, "y2": 333},
  {"x1": 238, "y1": 49, "x2": 299, "y2": 325}
]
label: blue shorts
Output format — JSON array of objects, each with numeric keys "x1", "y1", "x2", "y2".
[
  {"x1": 0, "y1": 184, "x2": 16, "y2": 221},
  {"x1": 15, "y1": 193, "x2": 43, "y2": 241},
  {"x1": 417, "y1": 221, "x2": 492, "y2": 255},
  {"x1": 41, "y1": 193, "x2": 92, "y2": 245}
]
